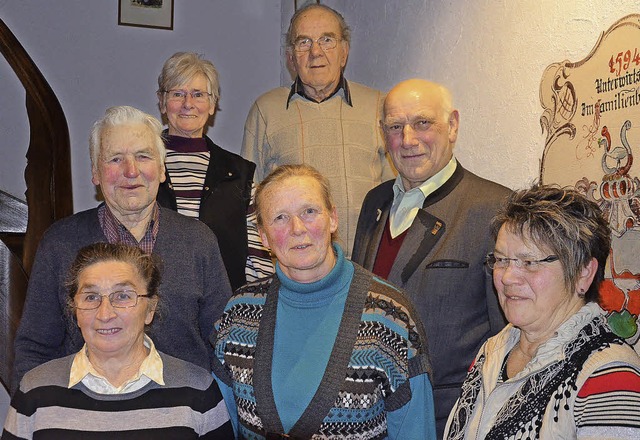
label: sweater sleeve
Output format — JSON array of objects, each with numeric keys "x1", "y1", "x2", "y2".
[
  {"x1": 2, "y1": 398, "x2": 30, "y2": 439},
  {"x1": 200, "y1": 235, "x2": 234, "y2": 365},
  {"x1": 575, "y1": 363, "x2": 640, "y2": 439},
  {"x1": 12, "y1": 231, "x2": 70, "y2": 392},
  {"x1": 241, "y1": 100, "x2": 268, "y2": 182},
  {"x1": 386, "y1": 373, "x2": 437, "y2": 440},
  {"x1": 212, "y1": 373, "x2": 239, "y2": 439},
  {"x1": 376, "y1": 91, "x2": 396, "y2": 183},
  {"x1": 245, "y1": 183, "x2": 275, "y2": 283}
]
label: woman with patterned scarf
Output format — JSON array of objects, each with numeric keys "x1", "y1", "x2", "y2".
[{"x1": 444, "y1": 184, "x2": 640, "y2": 440}]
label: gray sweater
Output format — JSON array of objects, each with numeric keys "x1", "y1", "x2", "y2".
[
  {"x1": 12, "y1": 205, "x2": 232, "y2": 390},
  {"x1": 4, "y1": 351, "x2": 233, "y2": 439}
]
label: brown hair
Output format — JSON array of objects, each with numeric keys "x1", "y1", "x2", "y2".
[
  {"x1": 66, "y1": 242, "x2": 162, "y2": 319},
  {"x1": 491, "y1": 184, "x2": 610, "y2": 302}
]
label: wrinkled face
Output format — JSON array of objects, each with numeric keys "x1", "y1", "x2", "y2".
[
  {"x1": 91, "y1": 123, "x2": 165, "y2": 220},
  {"x1": 159, "y1": 73, "x2": 215, "y2": 138},
  {"x1": 287, "y1": 8, "x2": 349, "y2": 98},
  {"x1": 383, "y1": 85, "x2": 459, "y2": 191},
  {"x1": 74, "y1": 260, "x2": 156, "y2": 362},
  {"x1": 259, "y1": 175, "x2": 338, "y2": 283},
  {"x1": 493, "y1": 226, "x2": 585, "y2": 337}
]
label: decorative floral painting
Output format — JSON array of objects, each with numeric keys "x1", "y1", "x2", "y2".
[{"x1": 540, "y1": 14, "x2": 640, "y2": 348}]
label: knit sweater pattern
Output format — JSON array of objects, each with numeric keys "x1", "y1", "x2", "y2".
[
  {"x1": 213, "y1": 259, "x2": 431, "y2": 439},
  {"x1": 444, "y1": 303, "x2": 640, "y2": 439}
]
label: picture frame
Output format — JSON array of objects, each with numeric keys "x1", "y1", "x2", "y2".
[
  {"x1": 295, "y1": 0, "x2": 321, "y2": 9},
  {"x1": 118, "y1": 0, "x2": 174, "y2": 30}
]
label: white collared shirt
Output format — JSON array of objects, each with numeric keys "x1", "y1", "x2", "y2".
[
  {"x1": 68, "y1": 335, "x2": 165, "y2": 394},
  {"x1": 389, "y1": 157, "x2": 457, "y2": 238}
]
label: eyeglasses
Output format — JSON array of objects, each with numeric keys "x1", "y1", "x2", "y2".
[
  {"x1": 164, "y1": 89, "x2": 212, "y2": 104},
  {"x1": 485, "y1": 253, "x2": 559, "y2": 272},
  {"x1": 293, "y1": 35, "x2": 340, "y2": 52},
  {"x1": 75, "y1": 290, "x2": 149, "y2": 310}
]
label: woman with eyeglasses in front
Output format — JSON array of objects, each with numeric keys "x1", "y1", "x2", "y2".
[
  {"x1": 444, "y1": 184, "x2": 640, "y2": 439},
  {"x1": 155, "y1": 52, "x2": 263, "y2": 292},
  {"x1": 2, "y1": 243, "x2": 233, "y2": 439}
]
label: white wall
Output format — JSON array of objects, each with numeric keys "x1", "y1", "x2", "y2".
[
  {"x1": 335, "y1": 0, "x2": 639, "y2": 191},
  {"x1": 2, "y1": 0, "x2": 639, "y2": 210},
  {"x1": 0, "y1": 0, "x2": 282, "y2": 212}
]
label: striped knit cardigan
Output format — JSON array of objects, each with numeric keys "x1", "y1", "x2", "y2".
[
  {"x1": 444, "y1": 302, "x2": 640, "y2": 439},
  {"x1": 212, "y1": 263, "x2": 432, "y2": 439},
  {"x1": 2, "y1": 351, "x2": 233, "y2": 439}
]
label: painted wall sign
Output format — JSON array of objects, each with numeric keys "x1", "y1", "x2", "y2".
[{"x1": 540, "y1": 14, "x2": 640, "y2": 346}]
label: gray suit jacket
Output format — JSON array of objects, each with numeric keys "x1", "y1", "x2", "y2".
[{"x1": 352, "y1": 163, "x2": 510, "y2": 436}]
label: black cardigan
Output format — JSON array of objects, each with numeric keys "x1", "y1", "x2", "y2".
[{"x1": 157, "y1": 134, "x2": 256, "y2": 291}]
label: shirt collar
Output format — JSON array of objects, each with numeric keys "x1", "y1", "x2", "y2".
[
  {"x1": 392, "y1": 156, "x2": 458, "y2": 200},
  {"x1": 286, "y1": 74, "x2": 352, "y2": 108},
  {"x1": 98, "y1": 202, "x2": 160, "y2": 254},
  {"x1": 69, "y1": 335, "x2": 165, "y2": 394},
  {"x1": 389, "y1": 158, "x2": 457, "y2": 238}
]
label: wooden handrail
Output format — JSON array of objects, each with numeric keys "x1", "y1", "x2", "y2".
[
  {"x1": 0, "y1": 17, "x2": 73, "y2": 275},
  {"x1": 0, "y1": 18, "x2": 73, "y2": 390}
]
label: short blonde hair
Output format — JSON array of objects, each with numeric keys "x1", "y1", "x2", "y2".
[
  {"x1": 255, "y1": 164, "x2": 338, "y2": 243},
  {"x1": 157, "y1": 52, "x2": 220, "y2": 107},
  {"x1": 255, "y1": 164, "x2": 334, "y2": 226}
]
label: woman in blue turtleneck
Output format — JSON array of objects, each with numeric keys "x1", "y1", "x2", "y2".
[
  {"x1": 155, "y1": 52, "x2": 256, "y2": 292},
  {"x1": 212, "y1": 164, "x2": 437, "y2": 439}
]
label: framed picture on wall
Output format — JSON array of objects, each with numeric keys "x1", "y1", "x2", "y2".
[
  {"x1": 118, "y1": 0, "x2": 174, "y2": 30},
  {"x1": 294, "y1": 0, "x2": 320, "y2": 10}
]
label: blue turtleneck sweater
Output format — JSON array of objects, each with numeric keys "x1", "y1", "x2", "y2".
[
  {"x1": 272, "y1": 245, "x2": 354, "y2": 432},
  {"x1": 213, "y1": 243, "x2": 436, "y2": 439}
]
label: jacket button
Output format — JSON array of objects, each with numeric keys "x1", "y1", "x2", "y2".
[{"x1": 228, "y1": 172, "x2": 233, "y2": 177}]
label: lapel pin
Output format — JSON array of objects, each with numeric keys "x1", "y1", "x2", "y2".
[
  {"x1": 376, "y1": 209, "x2": 382, "y2": 222},
  {"x1": 431, "y1": 221, "x2": 442, "y2": 235}
]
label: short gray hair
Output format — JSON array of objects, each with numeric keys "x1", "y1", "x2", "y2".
[
  {"x1": 89, "y1": 105, "x2": 166, "y2": 168},
  {"x1": 157, "y1": 52, "x2": 220, "y2": 106},
  {"x1": 286, "y1": 4, "x2": 351, "y2": 47},
  {"x1": 491, "y1": 184, "x2": 611, "y2": 302}
]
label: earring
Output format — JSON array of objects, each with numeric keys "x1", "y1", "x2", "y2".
[{"x1": 578, "y1": 288, "x2": 586, "y2": 298}]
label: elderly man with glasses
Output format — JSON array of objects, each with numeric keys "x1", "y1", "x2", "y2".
[
  {"x1": 11, "y1": 106, "x2": 232, "y2": 392},
  {"x1": 241, "y1": 3, "x2": 394, "y2": 258}
]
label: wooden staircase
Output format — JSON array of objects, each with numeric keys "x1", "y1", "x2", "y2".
[{"x1": 0, "y1": 17, "x2": 73, "y2": 390}]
